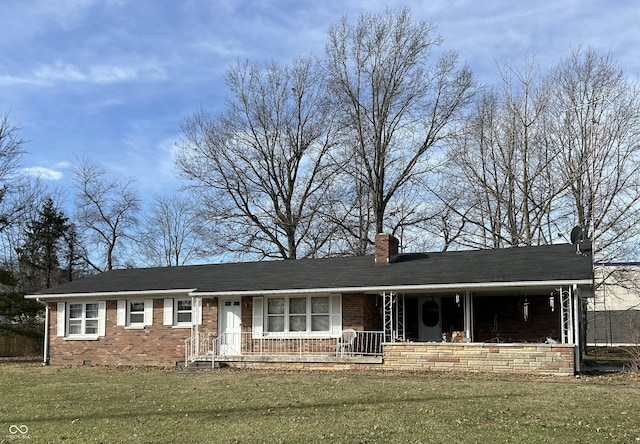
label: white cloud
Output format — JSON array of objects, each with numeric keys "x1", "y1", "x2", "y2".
[
  {"x1": 22, "y1": 166, "x2": 64, "y2": 180},
  {"x1": 30, "y1": 59, "x2": 167, "y2": 85}
]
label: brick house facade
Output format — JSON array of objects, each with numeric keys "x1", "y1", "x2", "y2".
[{"x1": 29, "y1": 235, "x2": 593, "y2": 374}]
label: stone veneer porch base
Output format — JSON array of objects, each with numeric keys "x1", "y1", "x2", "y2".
[
  {"x1": 383, "y1": 342, "x2": 576, "y2": 375},
  {"x1": 208, "y1": 342, "x2": 577, "y2": 375}
]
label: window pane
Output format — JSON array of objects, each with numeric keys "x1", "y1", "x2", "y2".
[
  {"x1": 177, "y1": 312, "x2": 191, "y2": 323},
  {"x1": 68, "y1": 320, "x2": 82, "y2": 335},
  {"x1": 85, "y1": 303, "x2": 98, "y2": 319},
  {"x1": 289, "y1": 297, "x2": 306, "y2": 314},
  {"x1": 311, "y1": 297, "x2": 329, "y2": 314},
  {"x1": 177, "y1": 300, "x2": 191, "y2": 311},
  {"x1": 69, "y1": 304, "x2": 82, "y2": 319},
  {"x1": 289, "y1": 315, "x2": 306, "y2": 331},
  {"x1": 130, "y1": 313, "x2": 144, "y2": 324},
  {"x1": 85, "y1": 320, "x2": 98, "y2": 335},
  {"x1": 267, "y1": 298, "x2": 284, "y2": 315},
  {"x1": 311, "y1": 315, "x2": 330, "y2": 331},
  {"x1": 268, "y1": 316, "x2": 284, "y2": 332},
  {"x1": 130, "y1": 302, "x2": 144, "y2": 312}
]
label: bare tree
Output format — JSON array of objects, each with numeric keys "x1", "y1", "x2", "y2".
[
  {"x1": 177, "y1": 56, "x2": 340, "y2": 260},
  {"x1": 0, "y1": 111, "x2": 29, "y2": 231},
  {"x1": 72, "y1": 158, "x2": 140, "y2": 271},
  {"x1": 325, "y1": 8, "x2": 475, "y2": 245},
  {"x1": 137, "y1": 194, "x2": 208, "y2": 267},
  {"x1": 440, "y1": 57, "x2": 558, "y2": 249},
  {"x1": 545, "y1": 48, "x2": 640, "y2": 263}
]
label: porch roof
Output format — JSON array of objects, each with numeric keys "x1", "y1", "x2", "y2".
[{"x1": 28, "y1": 244, "x2": 592, "y2": 299}]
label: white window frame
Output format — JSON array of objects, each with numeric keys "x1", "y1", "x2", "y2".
[
  {"x1": 260, "y1": 295, "x2": 336, "y2": 337},
  {"x1": 163, "y1": 297, "x2": 202, "y2": 328},
  {"x1": 175, "y1": 298, "x2": 192, "y2": 325},
  {"x1": 116, "y1": 299, "x2": 153, "y2": 328},
  {"x1": 57, "y1": 301, "x2": 106, "y2": 340}
]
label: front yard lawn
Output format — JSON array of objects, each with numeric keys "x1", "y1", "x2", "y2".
[{"x1": 1, "y1": 364, "x2": 639, "y2": 443}]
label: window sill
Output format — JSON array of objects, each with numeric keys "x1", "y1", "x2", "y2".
[
  {"x1": 172, "y1": 325, "x2": 192, "y2": 329},
  {"x1": 64, "y1": 336, "x2": 100, "y2": 341},
  {"x1": 125, "y1": 325, "x2": 146, "y2": 330}
]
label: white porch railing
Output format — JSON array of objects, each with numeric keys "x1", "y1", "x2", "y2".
[
  {"x1": 185, "y1": 331, "x2": 384, "y2": 364},
  {"x1": 184, "y1": 332, "x2": 216, "y2": 364}
]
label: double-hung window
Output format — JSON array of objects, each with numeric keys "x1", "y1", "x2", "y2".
[
  {"x1": 163, "y1": 297, "x2": 201, "y2": 327},
  {"x1": 129, "y1": 301, "x2": 145, "y2": 324},
  {"x1": 116, "y1": 299, "x2": 153, "y2": 328},
  {"x1": 68, "y1": 303, "x2": 99, "y2": 335},
  {"x1": 57, "y1": 301, "x2": 106, "y2": 339},
  {"x1": 262, "y1": 295, "x2": 335, "y2": 335},
  {"x1": 176, "y1": 299, "x2": 192, "y2": 324}
]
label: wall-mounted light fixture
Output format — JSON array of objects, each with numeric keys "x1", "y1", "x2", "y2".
[
  {"x1": 523, "y1": 297, "x2": 530, "y2": 321},
  {"x1": 455, "y1": 293, "x2": 461, "y2": 307},
  {"x1": 549, "y1": 293, "x2": 555, "y2": 312}
]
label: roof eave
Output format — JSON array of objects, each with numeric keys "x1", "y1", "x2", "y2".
[
  {"x1": 26, "y1": 278, "x2": 593, "y2": 301},
  {"x1": 25, "y1": 288, "x2": 198, "y2": 301},
  {"x1": 192, "y1": 279, "x2": 594, "y2": 298}
]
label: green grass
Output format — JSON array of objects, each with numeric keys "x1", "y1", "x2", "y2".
[{"x1": 1, "y1": 364, "x2": 639, "y2": 443}]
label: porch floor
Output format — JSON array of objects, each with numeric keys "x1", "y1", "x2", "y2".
[
  {"x1": 219, "y1": 354, "x2": 382, "y2": 363},
  {"x1": 188, "y1": 354, "x2": 383, "y2": 370}
]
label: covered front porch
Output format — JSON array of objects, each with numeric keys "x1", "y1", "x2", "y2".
[
  {"x1": 380, "y1": 284, "x2": 588, "y2": 372},
  {"x1": 184, "y1": 283, "x2": 589, "y2": 374}
]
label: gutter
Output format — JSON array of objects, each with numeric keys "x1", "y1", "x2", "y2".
[
  {"x1": 25, "y1": 288, "x2": 198, "y2": 301},
  {"x1": 192, "y1": 279, "x2": 594, "y2": 298},
  {"x1": 26, "y1": 279, "x2": 594, "y2": 301}
]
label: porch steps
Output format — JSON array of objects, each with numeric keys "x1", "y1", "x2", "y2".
[{"x1": 186, "y1": 359, "x2": 218, "y2": 370}]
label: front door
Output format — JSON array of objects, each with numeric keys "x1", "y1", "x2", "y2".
[
  {"x1": 419, "y1": 297, "x2": 442, "y2": 342},
  {"x1": 219, "y1": 299, "x2": 242, "y2": 355}
]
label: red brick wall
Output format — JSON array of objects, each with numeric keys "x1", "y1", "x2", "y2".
[
  {"x1": 48, "y1": 300, "x2": 217, "y2": 367},
  {"x1": 473, "y1": 295, "x2": 561, "y2": 343},
  {"x1": 342, "y1": 293, "x2": 381, "y2": 331},
  {"x1": 47, "y1": 294, "x2": 382, "y2": 366},
  {"x1": 203, "y1": 298, "x2": 218, "y2": 334},
  {"x1": 241, "y1": 296, "x2": 253, "y2": 336}
]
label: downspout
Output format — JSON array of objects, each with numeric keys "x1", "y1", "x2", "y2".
[
  {"x1": 39, "y1": 299, "x2": 50, "y2": 365},
  {"x1": 572, "y1": 285, "x2": 581, "y2": 373}
]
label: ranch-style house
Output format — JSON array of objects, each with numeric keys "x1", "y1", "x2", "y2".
[{"x1": 26, "y1": 234, "x2": 594, "y2": 375}]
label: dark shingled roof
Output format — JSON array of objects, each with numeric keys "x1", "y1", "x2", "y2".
[{"x1": 31, "y1": 244, "x2": 592, "y2": 297}]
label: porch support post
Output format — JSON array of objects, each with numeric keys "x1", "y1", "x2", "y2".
[
  {"x1": 572, "y1": 285, "x2": 581, "y2": 373},
  {"x1": 191, "y1": 295, "x2": 199, "y2": 356},
  {"x1": 464, "y1": 291, "x2": 473, "y2": 342},
  {"x1": 382, "y1": 292, "x2": 396, "y2": 342}
]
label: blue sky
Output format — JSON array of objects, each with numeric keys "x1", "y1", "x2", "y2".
[{"x1": 1, "y1": 0, "x2": 638, "y2": 203}]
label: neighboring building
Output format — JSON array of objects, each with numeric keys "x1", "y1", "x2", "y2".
[
  {"x1": 26, "y1": 234, "x2": 594, "y2": 375},
  {"x1": 587, "y1": 263, "x2": 640, "y2": 346}
]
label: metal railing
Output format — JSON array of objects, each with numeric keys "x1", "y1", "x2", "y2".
[
  {"x1": 184, "y1": 332, "x2": 216, "y2": 363},
  {"x1": 186, "y1": 330, "x2": 384, "y2": 363}
]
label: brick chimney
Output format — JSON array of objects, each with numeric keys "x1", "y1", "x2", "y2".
[{"x1": 375, "y1": 233, "x2": 399, "y2": 264}]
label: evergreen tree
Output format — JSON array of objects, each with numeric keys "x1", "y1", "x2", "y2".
[{"x1": 16, "y1": 197, "x2": 71, "y2": 291}]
